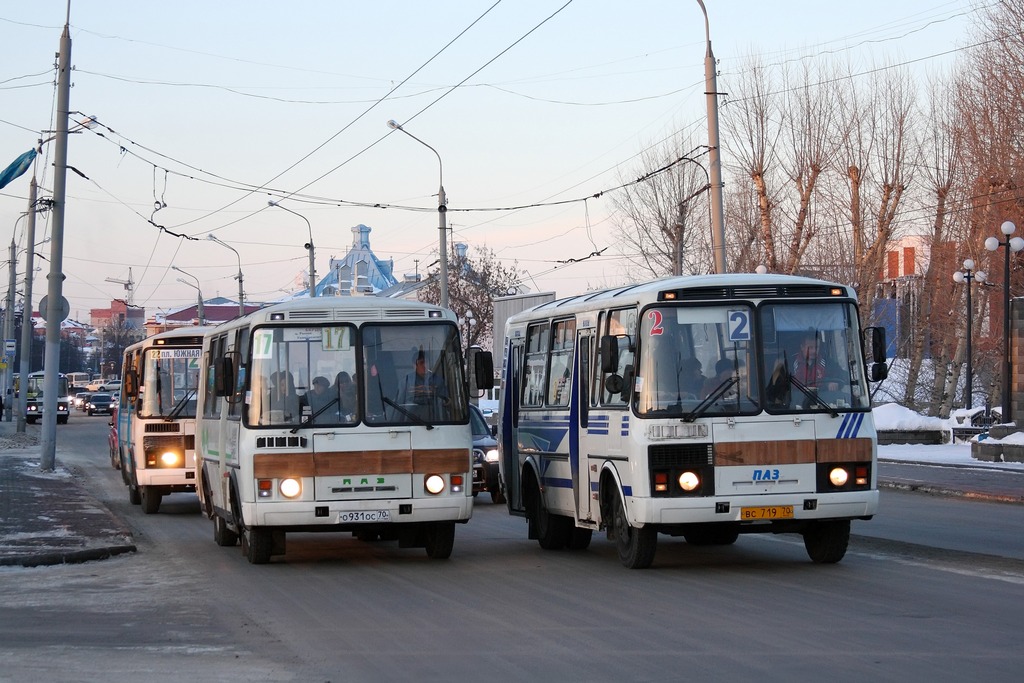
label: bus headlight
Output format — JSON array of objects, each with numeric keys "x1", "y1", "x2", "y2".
[
  {"x1": 159, "y1": 451, "x2": 181, "y2": 467},
  {"x1": 678, "y1": 471, "x2": 700, "y2": 492},
  {"x1": 829, "y1": 467, "x2": 849, "y2": 487},
  {"x1": 424, "y1": 474, "x2": 446, "y2": 495},
  {"x1": 279, "y1": 478, "x2": 301, "y2": 498}
]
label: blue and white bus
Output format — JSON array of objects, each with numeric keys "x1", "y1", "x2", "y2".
[{"x1": 498, "y1": 273, "x2": 888, "y2": 568}]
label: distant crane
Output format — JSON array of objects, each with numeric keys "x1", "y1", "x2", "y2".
[{"x1": 105, "y1": 268, "x2": 134, "y2": 306}]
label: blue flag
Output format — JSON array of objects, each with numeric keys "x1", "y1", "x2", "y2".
[{"x1": 0, "y1": 149, "x2": 36, "y2": 190}]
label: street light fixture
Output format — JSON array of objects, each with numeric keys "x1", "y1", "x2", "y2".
[
  {"x1": 953, "y1": 258, "x2": 986, "y2": 410},
  {"x1": 171, "y1": 265, "x2": 205, "y2": 325},
  {"x1": 386, "y1": 119, "x2": 449, "y2": 308},
  {"x1": 268, "y1": 200, "x2": 316, "y2": 298},
  {"x1": 206, "y1": 234, "x2": 245, "y2": 316},
  {"x1": 984, "y1": 220, "x2": 1024, "y2": 423}
]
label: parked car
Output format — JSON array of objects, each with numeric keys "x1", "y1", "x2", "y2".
[
  {"x1": 86, "y1": 392, "x2": 114, "y2": 416},
  {"x1": 470, "y1": 403, "x2": 503, "y2": 503}
]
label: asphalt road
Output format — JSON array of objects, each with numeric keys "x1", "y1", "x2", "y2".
[{"x1": 1, "y1": 414, "x2": 1022, "y2": 682}]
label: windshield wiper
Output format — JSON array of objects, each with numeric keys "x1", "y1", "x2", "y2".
[
  {"x1": 290, "y1": 397, "x2": 340, "y2": 434},
  {"x1": 682, "y1": 376, "x2": 738, "y2": 423},
  {"x1": 788, "y1": 376, "x2": 839, "y2": 417},
  {"x1": 382, "y1": 396, "x2": 435, "y2": 430},
  {"x1": 165, "y1": 389, "x2": 196, "y2": 422}
]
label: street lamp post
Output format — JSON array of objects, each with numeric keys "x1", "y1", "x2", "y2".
[
  {"x1": 985, "y1": 220, "x2": 1024, "y2": 423},
  {"x1": 386, "y1": 119, "x2": 449, "y2": 308},
  {"x1": 268, "y1": 200, "x2": 316, "y2": 298},
  {"x1": 953, "y1": 259, "x2": 986, "y2": 410},
  {"x1": 207, "y1": 235, "x2": 244, "y2": 316},
  {"x1": 171, "y1": 265, "x2": 204, "y2": 325},
  {"x1": 695, "y1": 0, "x2": 727, "y2": 274}
]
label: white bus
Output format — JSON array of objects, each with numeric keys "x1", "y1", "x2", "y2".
[
  {"x1": 196, "y1": 296, "x2": 491, "y2": 564},
  {"x1": 498, "y1": 273, "x2": 888, "y2": 569},
  {"x1": 116, "y1": 327, "x2": 210, "y2": 513},
  {"x1": 24, "y1": 371, "x2": 71, "y2": 424},
  {"x1": 65, "y1": 371, "x2": 92, "y2": 390}
]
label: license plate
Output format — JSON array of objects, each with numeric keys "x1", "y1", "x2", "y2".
[
  {"x1": 339, "y1": 510, "x2": 391, "y2": 523},
  {"x1": 740, "y1": 505, "x2": 794, "y2": 520}
]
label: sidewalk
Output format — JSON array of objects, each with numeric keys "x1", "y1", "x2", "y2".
[
  {"x1": 0, "y1": 421, "x2": 135, "y2": 568},
  {"x1": 1, "y1": 420, "x2": 1022, "y2": 568}
]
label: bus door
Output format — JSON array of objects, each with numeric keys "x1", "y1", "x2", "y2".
[
  {"x1": 501, "y1": 337, "x2": 525, "y2": 516},
  {"x1": 572, "y1": 329, "x2": 596, "y2": 524}
]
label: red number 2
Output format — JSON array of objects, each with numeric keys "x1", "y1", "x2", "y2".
[{"x1": 648, "y1": 310, "x2": 664, "y2": 336}]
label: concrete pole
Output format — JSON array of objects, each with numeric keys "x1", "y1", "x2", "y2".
[
  {"x1": 696, "y1": 0, "x2": 727, "y2": 274},
  {"x1": 40, "y1": 15, "x2": 72, "y2": 472}
]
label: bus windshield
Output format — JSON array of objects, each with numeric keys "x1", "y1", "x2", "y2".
[
  {"x1": 27, "y1": 374, "x2": 70, "y2": 399},
  {"x1": 636, "y1": 305, "x2": 760, "y2": 418},
  {"x1": 635, "y1": 301, "x2": 869, "y2": 418},
  {"x1": 246, "y1": 322, "x2": 467, "y2": 428},
  {"x1": 139, "y1": 348, "x2": 202, "y2": 418}
]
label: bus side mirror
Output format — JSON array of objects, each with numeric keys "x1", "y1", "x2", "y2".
[
  {"x1": 215, "y1": 356, "x2": 235, "y2": 397},
  {"x1": 865, "y1": 326, "x2": 888, "y2": 382},
  {"x1": 124, "y1": 369, "x2": 139, "y2": 399},
  {"x1": 600, "y1": 335, "x2": 619, "y2": 374},
  {"x1": 468, "y1": 346, "x2": 494, "y2": 394}
]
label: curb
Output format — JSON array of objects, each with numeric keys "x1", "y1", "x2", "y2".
[
  {"x1": 0, "y1": 542, "x2": 137, "y2": 568},
  {"x1": 877, "y1": 478, "x2": 1024, "y2": 505}
]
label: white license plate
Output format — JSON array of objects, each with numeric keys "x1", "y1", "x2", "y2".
[{"x1": 339, "y1": 510, "x2": 391, "y2": 523}]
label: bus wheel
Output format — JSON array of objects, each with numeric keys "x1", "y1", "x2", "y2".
[
  {"x1": 611, "y1": 493, "x2": 656, "y2": 569},
  {"x1": 489, "y1": 485, "x2": 506, "y2": 505},
  {"x1": 567, "y1": 526, "x2": 593, "y2": 550},
  {"x1": 242, "y1": 527, "x2": 273, "y2": 564},
  {"x1": 527, "y1": 480, "x2": 571, "y2": 550},
  {"x1": 128, "y1": 480, "x2": 141, "y2": 506},
  {"x1": 424, "y1": 521, "x2": 456, "y2": 559},
  {"x1": 141, "y1": 486, "x2": 162, "y2": 514},
  {"x1": 213, "y1": 515, "x2": 238, "y2": 547},
  {"x1": 803, "y1": 520, "x2": 850, "y2": 564}
]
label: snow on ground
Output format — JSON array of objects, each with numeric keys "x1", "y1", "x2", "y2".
[{"x1": 873, "y1": 402, "x2": 1024, "y2": 470}]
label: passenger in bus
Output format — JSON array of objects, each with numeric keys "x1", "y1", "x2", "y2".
[
  {"x1": 703, "y1": 358, "x2": 738, "y2": 398},
  {"x1": 302, "y1": 376, "x2": 338, "y2": 423},
  {"x1": 677, "y1": 357, "x2": 706, "y2": 399},
  {"x1": 334, "y1": 371, "x2": 357, "y2": 419},
  {"x1": 269, "y1": 371, "x2": 300, "y2": 423}
]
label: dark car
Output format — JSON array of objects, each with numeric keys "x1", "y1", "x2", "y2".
[
  {"x1": 470, "y1": 404, "x2": 503, "y2": 503},
  {"x1": 86, "y1": 392, "x2": 114, "y2": 416}
]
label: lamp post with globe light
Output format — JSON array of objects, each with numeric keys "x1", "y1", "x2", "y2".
[
  {"x1": 984, "y1": 220, "x2": 1024, "y2": 422},
  {"x1": 953, "y1": 259, "x2": 986, "y2": 410}
]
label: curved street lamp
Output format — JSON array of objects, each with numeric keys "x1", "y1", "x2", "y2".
[
  {"x1": 386, "y1": 119, "x2": 449, "y2": 308},
  {"x1": 207, "y1": 234, "x2": 245, "y2": 316},
  {"x1": 953, "y1": 258, "x2": 986, "y2": 410},
  {"x1": 984, "y1": 220, "x2": 1024, "y2": 422},
  {"x1": 268, "y1": 200, "x2": 316, "y2": 298},
  {"x1": 171, "y1": 265, "x2": 205, "y2": 325}
]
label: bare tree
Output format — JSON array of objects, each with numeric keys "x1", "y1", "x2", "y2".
[
  {"x1": 610, "y1": 134, "x2": 712, "y2": 278},
  {"x1": 418, "y1": 244, "x2": 524, "y2": 358}
]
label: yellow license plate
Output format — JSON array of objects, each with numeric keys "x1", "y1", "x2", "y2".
[{"x1": 740, "y1": 505, "x2": 794, "y2": 520}]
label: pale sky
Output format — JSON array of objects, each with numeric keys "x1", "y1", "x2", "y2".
[{"x1": 0, "y1": 1, "x2": 979, "y2": 321}]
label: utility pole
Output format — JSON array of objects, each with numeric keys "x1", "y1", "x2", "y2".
[
  {"x1": 17, "y1": 177, "x2": 39, "y2": 433},
  {"x1": 696, "y1": 0, "x2": 727, "y2": 274},
  {"x1": 4, "y1": 237, "x2": 16, "y2": 422},
  {"x1": 40, "y1": 7, "x2": 72, "y2": 472}
]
